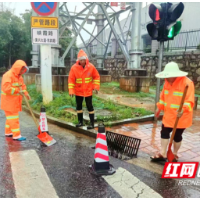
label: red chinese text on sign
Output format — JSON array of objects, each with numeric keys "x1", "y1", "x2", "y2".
[
  {"x1": 111, "y1": 2, "x2": 118, "y2": 6},
  {"x1": 162, "y1": 162, "x2": 199, "y2": 178}
]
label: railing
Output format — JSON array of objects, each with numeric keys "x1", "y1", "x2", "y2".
[{"x1": 144, "y1": 29, "x2": 200, "y2": 52}]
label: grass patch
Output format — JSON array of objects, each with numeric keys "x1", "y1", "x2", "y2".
[{"x1": 26, "y1": 84, "x2": 153, "y2": 124}]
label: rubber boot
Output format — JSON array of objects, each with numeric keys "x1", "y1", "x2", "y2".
[
  {"x1": 76, "y1": 113, "x2": 83, "y2": 128},
  {"x1": 173, "y1": 141, "x2": 182, "y2": 156},
  {"x1": 87, "y1": 114, "x2": 94, "y2": 130}
]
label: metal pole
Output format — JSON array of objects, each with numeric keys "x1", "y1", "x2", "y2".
[
  {"x1": 99, "y1": 3, "x2": 130, "y2": 63},
  {"x1": 185, "y1": 32, "x2": 189, "y2": 52},
  {"x1": 116, "y1": 16, "x2": 129, "y2": 53},
  {"x1": 86, "y1": 21, "x2": 111, "y2": 48},
  {"x1": 60, "y1": 3, "x2": 95, "y2": 61},
  {"x1": 103, "y1": 18, "x2": 115, "y2": 60},
  {"x1": 129, "y1": 2, "x2": 142, "y2": 69},
  {"x1": 96, "y1": 5, "x2": 104, "y2": 70},
  {"x1": 154, "y1": 41, "x2": 164, "y2": 121},
  {"x1": 74, "y1": 21, "x2": 106, "y2": 47}
]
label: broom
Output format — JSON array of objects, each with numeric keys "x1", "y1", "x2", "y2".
[
  {"x1": 21, "y1": 88, "x2": 56, "y2": 146},
  {"x1": 167, "y1": 84, "x2": 189, "y2": 162}
]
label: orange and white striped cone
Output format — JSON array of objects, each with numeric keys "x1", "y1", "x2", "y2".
[{"x1": 90, "y1": 123, "x2": 115, "y2": 175}]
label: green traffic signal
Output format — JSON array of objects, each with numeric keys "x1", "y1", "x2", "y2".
[
  {"x1": 168, "y1": 26, "x2": 174, "y2": 38},
  {"x1": 167, "y1": 21, "x2": 182, "y2": 39}
]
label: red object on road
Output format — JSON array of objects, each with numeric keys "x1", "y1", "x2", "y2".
[
  {"x1": 90, "y1": 123, "x2": 115, "y2": 176},
  {"x1": 38, "y1": 107, "x2": 56, "y2": 146},
  {"x1": 22, "y1": 92, "x2": 56, "y2": 147}
]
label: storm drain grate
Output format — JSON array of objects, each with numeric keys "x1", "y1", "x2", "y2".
[{"x1": 106, "y1": 131, "x2": 141, "y2": 159}]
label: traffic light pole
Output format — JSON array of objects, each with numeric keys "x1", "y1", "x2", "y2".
[{"x1": 154, "y1": 41, "x2": 164, "y2": 121}]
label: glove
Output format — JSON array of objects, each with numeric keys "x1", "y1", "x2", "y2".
[
  {"x1": 70, "y1": 94, "x2": 74, "y2": 98},
  {"x1": 177, "y1": 109, "x2": 183, "y2": 118}
]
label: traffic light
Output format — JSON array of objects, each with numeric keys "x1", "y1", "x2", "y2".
[
  {"x1": 146, "y1": 2, "x2": 184, "y2": 41},
  {"x1": 166, "y1": 3, "x2": 184, "y2": 40},
  {"x1": 147, "y1": 3, "x2": 168, "y2": 41},
  {"x1": 167, "y1": 21, "x2": 182, "y2": 39}
]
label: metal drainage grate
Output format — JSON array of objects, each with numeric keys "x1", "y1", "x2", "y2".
[{"x1": 106, "y1": 131, "x2": 141, "y2": 160}]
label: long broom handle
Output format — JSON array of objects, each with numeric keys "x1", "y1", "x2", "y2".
[
  {"x1": 21, "y1": 92, "x2": 39, "y2": 128},
  {"x1": 169, "y1": 84, "x2": 189, "y2": 144}
]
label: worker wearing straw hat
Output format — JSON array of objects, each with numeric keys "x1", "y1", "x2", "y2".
[{"x1": 150, "y1": 62, "x2": 194, "y2": 162}]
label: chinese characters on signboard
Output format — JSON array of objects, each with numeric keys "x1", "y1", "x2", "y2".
[
  {"x1": 120, "y1": 2, "x2": 126, "y2": 10},
  {"x1": 110, "y1": 2, "x2": 118, "y2": 6},
  {"x1": 32, "y1": 29, "x2": 58, "y2": 45},
  {"x1": 40, "y1": 113, "x2": 48, "y2": 132},
  {"x1": 31, "y1": 16, "x2": 58, "y2": 45},
  {"x1": 110, "y1": 2, "x2": 126, "y2": 10},
  {"x1": 31, "y1": 17, "x2": 58, "y2": 28}
]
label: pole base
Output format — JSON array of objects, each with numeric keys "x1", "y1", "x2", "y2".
[{"x1": 89, "y1": 164, "x2": 116, "y2": 176}]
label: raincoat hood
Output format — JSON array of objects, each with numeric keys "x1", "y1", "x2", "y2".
[
  {"x1": 76, "y1": 49, "x2": 89, "y2": 65},
  {"x1": 11, "y1": 60, "x2": 28, "y2": 76}
]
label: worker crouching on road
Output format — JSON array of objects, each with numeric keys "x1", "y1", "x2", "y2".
[
  {"x1": 151, "y1": 62, "x2": 194, "y2": 162},
  {"x1": 68, "y1": 49, "x2": 100, "y2": 129},
  {"x1": 1, "y1": 60, "x2": 31, "y2": 141}
]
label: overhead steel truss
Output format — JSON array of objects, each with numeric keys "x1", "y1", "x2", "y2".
[{"x1": 58, "y1": 2, "x2": 135, "y2": 64}]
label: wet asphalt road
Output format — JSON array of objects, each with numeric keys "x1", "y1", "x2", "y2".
[{"x1": 0, "y1": 80, "x2": 200, "y2": 198}]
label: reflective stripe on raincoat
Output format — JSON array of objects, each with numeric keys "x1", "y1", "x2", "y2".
[
  {"x1": 1, "y1": 60, "x2": 29, "y2": 112},
  {"x1": 68, "y1": 49, "x2": 100, "y2": 97},
  {"x1": 157, "y1": 77, "x2": 194, "y2": 128}
]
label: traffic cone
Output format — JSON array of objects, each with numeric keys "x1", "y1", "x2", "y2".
[
  {"x1": 39, "y1": 107, "x2": 49, "y2": 132},
  {"x1": 38, "y1": 107, "x2": 56, "y2": 146},
  {"x1": 90, "y1": 123, "x2": 116, "y2": 175}
]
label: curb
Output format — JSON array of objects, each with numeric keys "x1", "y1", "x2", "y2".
[
  {"x1": 22, "y1": 106, "x2": 163, "y2": 139},
  {"x1": 103, "y1": 114, "x2": 163, "y2": 126},
  {"x1": 22, "y1": 106, "x2": 98, "y2": 138}
]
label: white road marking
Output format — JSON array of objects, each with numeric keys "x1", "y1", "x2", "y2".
[
  {"x1": 10, "y1": 149, "x2": 58, "y2": 198},
  {"x1": 103, "y1": 167, "x2": 162, "y2": 198}
]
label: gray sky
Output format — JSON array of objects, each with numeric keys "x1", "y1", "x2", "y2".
[{"x1": 2, "y1": 2, "x2": 149, "y2": 45}]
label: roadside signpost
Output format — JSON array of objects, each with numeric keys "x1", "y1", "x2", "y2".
[{"x1": 31, "y1": 2, "x2": 58, "y2": 104}]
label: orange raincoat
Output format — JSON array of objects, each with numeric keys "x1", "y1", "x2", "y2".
[
  {"x1": 1, "y1": 60, "x2": 29, "y2": 139},
  {"x1": 68, "y1": 50, "x2": 100, "y2": 97},
  {"x1": 157, "y1": 77, "x2": 194, "y2": 129},
  {"x1": 1, "y1": 60, "x2": 29, "y2": 112}
]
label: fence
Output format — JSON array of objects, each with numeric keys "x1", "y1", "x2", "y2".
[
  {"x1": 167, "y1": 29, "x2": 200, "y2": 51},
  {"x1": 144, "y1": 29, "x2": 200, "y2": 52}
]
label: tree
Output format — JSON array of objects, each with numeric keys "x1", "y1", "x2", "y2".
[
  {"x1": 0, "y1": 10, "x2": 32, "y2": 68},
  {"x1": 0, "y1": 8, "x2": 77, "y2": 69},
  {"x1": 21, "y1": 11, "x2": 32, "y2": 66}
]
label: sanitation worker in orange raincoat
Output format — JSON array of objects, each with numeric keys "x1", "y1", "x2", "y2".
[
  {"x1": 150, "y1": 62, "x2": 194, "y2": 162},
  {"x1": 1, "y1": 60, "x2": 31, "y2": 141},
  {"x1": 68, "y1": 50, "x2": 100, "y2": 129}
]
